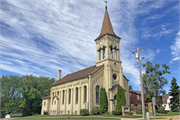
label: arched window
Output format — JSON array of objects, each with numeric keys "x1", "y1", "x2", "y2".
[
  {"x1": 110, "y1": 46, "x2": 113, "y2": 58},
  {"x1": 99, "y1": 48, "x2": 101, "y2": 60},
  {"x1": 114, "y1": 47, "x2": 117, "y2": 59},
  {"x1": 84, "y1": 86, "x2": 87, "y2": 103},
  {"x1": 57, "y1": 91, "x2": 59, "y2": 97},
  {"x1": 96, "y1": 86, "x2": 100, "y2": 104},
  {"x1": 62, "y1": 90, "x2": 65, "y2": 104},
  {"x1": 76, "y1": 87, "x2": 78, "y2": 104},
  {"x1": 103, "y1": 46, "x2": 105, "y2": 59},
  {"x1": 69, "y1": 89, "x2": 71, "y2": 104}
]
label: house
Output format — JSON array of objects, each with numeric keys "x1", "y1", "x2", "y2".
[
  {"x1": 5, "y1": 113, "x2": 22, "y2": 118},
  {"x1": 129, "y1": 90, "x2": 163, "y2": 110},
  {"x1": 41, "y1": 6, "x2": 130, "y2": 115},
  {"x1": 162, "y1": 94, "x2": 172, "y2": 111}
]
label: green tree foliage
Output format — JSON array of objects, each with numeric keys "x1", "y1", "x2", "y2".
[
  {"x1": 169, "y1": 77, "x2": 179, "y2": 111},
  {"x1": 1, "y1": 75, "x2": 55, "y2": 117},
  {"x1": 100, "y1": 87, "x2": 108, "y2": 113},
  {"x1": 142, "y1": 61, "x2": 170, "y2": 102},
  {"x1": 128, "y1": 85, "x2": 133, "y2": 90},
  {"x1": 116, "y1": 85, "x2": 126, "y2": 111}
]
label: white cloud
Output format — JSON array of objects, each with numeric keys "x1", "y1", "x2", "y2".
[{"x1": 171, "y1": 31, "x2": 180, "y2": 61}]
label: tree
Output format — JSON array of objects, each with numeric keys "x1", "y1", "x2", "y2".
[
  {"x1": 100, "y1": 87, "x2": 108, "y2": 113},
  {"x1": 169, "y1": 77, "x2": 179, "y2": 111},
  {"x1": 1, "y1": 75, "x2": 55, "y2": 117},
  {"x1": 116, "y1": 85, "x2": 126, "y2": 111},
  {"x1": 128, "y1": 85, "x2": 133, "y2": 90},
  {"x1": 142, "y1": 61, "x2": 170, "y2": 102}
]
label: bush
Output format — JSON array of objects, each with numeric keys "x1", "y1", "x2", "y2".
[
  {"x1": 136, "y1": 110, "x2": 142, "y2": 114},
  {"x1": 172, "y1": 109, "x2": 179, "y2": 112},
  {"x1": 156, "y1": 110, "x2": 160, "y2": 113},
  {"x1": 128, "y1": 112, "x2": 133, "y2": 115},
  {"x1": 112, "y1": 110, "x2": 122, "y2": 115},
  {"x1": 44, "y1": 111, "x2": 49, "y2": 115},
  {"x1": 100, "y1": 87, "x2": 108, "y2": 113},
  {"x1": 145, "y1": 107, "x2": 148, "y2": 112},
  {"x1": 91, "y1": 106, "x2": 100, "y2": 115},
  {"x1": 80, "y1": 109, "x2": 89, "y2": 116},
  {"x1": 156, "y1": 110, "x2": 167, "y2": 114},
  {"x1": 105, "y1": 112, "x2": 110, "y2": 114}
]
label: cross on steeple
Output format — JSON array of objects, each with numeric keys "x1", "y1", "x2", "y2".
[{"x1": 104, "y1": 1, "x2": 108, "y2": 9}]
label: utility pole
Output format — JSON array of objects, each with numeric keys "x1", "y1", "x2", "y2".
[{"x1": 132, "y1": 46, "x2": 146, "y2": 120}]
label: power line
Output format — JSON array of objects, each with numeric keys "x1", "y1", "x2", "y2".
[
  {"x1": 0, "y1": 13, "x2": 95, "y2": 39},
  {"x1": 0, "y1": 43, "x2": 137, "y2": 68},
  {"x1": 0, "y1": 44, "x2": 179, "y2": 80},
  {"x1": 1, "y1": 1, "x2": 178, "y2": 61},
  {"x1": 0, "y1": 9, "x2": 98, "y2": 37},
  {"x1": 0, "y1": 1, "x2": 99, "y2": 33}
]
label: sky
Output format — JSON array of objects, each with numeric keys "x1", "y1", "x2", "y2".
[{"x1": 0, "y1": 0, "x2": 179, "y2": 93}]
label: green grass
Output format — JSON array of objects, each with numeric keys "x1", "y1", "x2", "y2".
[
  {"x1": 151, "y1": 112, "x2": 180, "y2": 116},
  {"x1": 13, "y1": 115, "x2": 120, "y2": 120}
]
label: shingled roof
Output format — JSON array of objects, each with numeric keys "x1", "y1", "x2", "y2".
[
  {"x1": 42, "y1": 95, "x2": 51, "y2": 99},
  {"x1": 51, "y1": 65, "x2": 104, "y2": 87}
]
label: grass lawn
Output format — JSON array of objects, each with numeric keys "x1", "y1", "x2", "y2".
[
  {"x1": 152, "y1": 112, "x2": 180, "y2": 116},
  {"x1": 13, "y1": 114, "x2": 143, "y2": 120}
]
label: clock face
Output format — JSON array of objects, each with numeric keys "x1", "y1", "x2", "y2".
[
  {"x1": 100, "y1": 39, "x2": 104, "y2": 45},
  {"x1": 111, "y1": 39, "x2": 115, "y2": 44}
]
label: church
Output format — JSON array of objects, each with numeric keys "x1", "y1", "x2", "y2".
[{"x1": 41, "y1": 6, "x2": 130, "y2": 115}]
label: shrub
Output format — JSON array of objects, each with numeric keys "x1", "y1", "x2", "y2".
[
  {"x1": 159, "y1": 110, "x2": 168, "y2": 114},
  {"x1": 105, "y1": 112, "x2": 110, "y2": 114},
  {"x1": 156, "y1": 110, "x2": 160, "y2": 113},
  {"x1": 112, "y1": 110, "x2": 122, "y2": 115},
  {"x1": 100, "y1": 87, "x2": 108, "y2": 113},
  {"x1": 172, "y1": 109, "x2": 179, "y2": 112},
  {"x1": 80, "y1": 109, "x2": 89, "y2": 116},
  {"x1": 145, "y1": 107, "x2": 148, "y2": 112},
  {"x1": 44, "y1": 111, "x2": 48, "y2": 115},
  {"x1": 136, "y1": 110, "x2": 142, "y2": 114},
  {"x1": 128, "y1": 112, "x2": 133, "y2": 115},
  {"x1": 91, "y1": 106, "x2": 100, "y2": 115},
  {"x1": 116, "y1": 86, "x2": 126, "y2": 110}
]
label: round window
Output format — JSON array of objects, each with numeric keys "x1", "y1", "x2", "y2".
[{"x1": 113, "y1": 74, "x2": 117, "y2": 80}]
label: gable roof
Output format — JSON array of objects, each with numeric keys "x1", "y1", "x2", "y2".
[
  {"x1": 42, "y1": 95, "x2": 51, "y2": 99},
  {"x1": 53, "y1": 96, "x2": 59, "y2": 100},
  {"x1": 51, "y1": 65, "x2": 104, "y2": 87},
  {"x1": 109, "y1": 84, "x2": 126, "y2": 91}
]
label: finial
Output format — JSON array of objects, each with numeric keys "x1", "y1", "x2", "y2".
[{"x1": 104, "y1": 1, "x2": 108, "y2": 9}]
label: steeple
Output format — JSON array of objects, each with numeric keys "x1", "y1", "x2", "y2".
[
  {"x1": 95, "y1": 6, "x2": 120, "y2": 41},
  {"x1": 100, "y1": 6, "x2": 115, "y2": 36}
]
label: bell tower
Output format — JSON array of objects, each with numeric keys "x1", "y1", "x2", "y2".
[{"x1": 95, "y1": 6, "x2": 121, "y2": 67}]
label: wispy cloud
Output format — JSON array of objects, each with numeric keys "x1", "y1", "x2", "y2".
[
  {"x1": 171, "y1": 30, "x2": 180, "y2": 61},
  {"x1": 0, "y1": 0, "x2": 179, "y2": 90}
]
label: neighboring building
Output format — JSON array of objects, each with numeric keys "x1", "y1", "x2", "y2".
[
  {"x1": 5, "y1": 114, "x2": 22, "y2": 118},
  {"x1": 129, "y1": 90, "x2": 163, "y2": 110},
  {"x1": 162, "y1": 94, "x2": 172, "y2": 111},
  {"x1": 41, "y1": 6, "x2": 130, "y2": 115}
]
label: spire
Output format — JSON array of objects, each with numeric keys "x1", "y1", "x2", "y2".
[{"x1": 100, "y1": 6, "x2": 115, "y2": 36}]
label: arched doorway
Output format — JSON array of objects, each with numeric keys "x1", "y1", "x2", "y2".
[{"x1": 114, "y1": 95, "x2": 116, "y2": 110}]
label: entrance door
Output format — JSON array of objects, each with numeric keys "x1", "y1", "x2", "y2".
[{"x1": 114, "y1": 95, "x2": 116, "y2": 110}]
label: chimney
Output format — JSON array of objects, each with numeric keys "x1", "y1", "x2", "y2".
[{"x1": 58, "y1": 70, "x2": 61, "y2": 80}]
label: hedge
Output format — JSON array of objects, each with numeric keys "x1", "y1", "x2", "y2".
[
  {"x1": 80, "y1": 109, "x2": 89, "y2": 116},
  {"x1": 44, "y1": 111, "x2": 49, "y2": 115},
  {"x1": 112, "y1": 110, "x2": 122, "y2": 115}
]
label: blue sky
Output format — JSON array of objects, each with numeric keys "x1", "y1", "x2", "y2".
[{"x1": 0, "y1": 0, "x2": 179, "y2": 93}]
